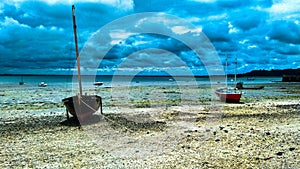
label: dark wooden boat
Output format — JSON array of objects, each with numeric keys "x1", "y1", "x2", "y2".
[
  {"x1": 62, "y1": 95, "x2": 102, "y2": 120},
  {"x1": 62, "y1": 5, "x2": 102, "y2": 121},
  {"x1": 236, "y1": 82, "x2": 264, "y2": 90}
]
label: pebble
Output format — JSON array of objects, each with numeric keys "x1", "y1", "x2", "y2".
[
  {"x1": 219, "y1": 125, "x2": 225, "y2": 130},
  {"x1": 1, "y1": 84, "x2": 300, "y2": 168},
  {"x1": 203, "y1": 161, "x2": 209, "y2": 165},
  {"x1": 276, "y1": 152, "x2": 284, "y2": 156},
  {"x1": 289, "y1": 147, "x2": 295, "y2": 151}
]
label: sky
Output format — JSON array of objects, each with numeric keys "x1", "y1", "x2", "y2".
[{"x1": 0, "y1": 0, "x2": 299, "y2": 76}]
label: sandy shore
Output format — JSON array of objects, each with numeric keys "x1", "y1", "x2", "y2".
[{"x1": 0, "y1": 82, "x2": 299, "y2": 168}]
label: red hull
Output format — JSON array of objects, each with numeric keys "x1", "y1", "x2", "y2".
[{"x1": 215, "y1": 90, "x2": 241, "y2": 103}]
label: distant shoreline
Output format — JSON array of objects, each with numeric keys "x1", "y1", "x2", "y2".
[
  {"x1": 0, "y1": 68, "x2": 299, "y2": 78},
  {"x1": 0, "y1": 74, "x2": 281, "y2": 78}
]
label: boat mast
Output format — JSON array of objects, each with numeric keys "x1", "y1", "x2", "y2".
[
  {"x1": 72, "y1": 5, "x2": 83, "y2": 96},
  {"x1": 234, "y1": 55, "x2": 237, "y2": 86},
  {"x1": 225, "y1": 54, "x2": 228, "y2": 88}
]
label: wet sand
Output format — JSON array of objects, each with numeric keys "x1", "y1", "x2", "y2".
[{"x1": 0, "y1": 82, "x2": 299, "y2": 168}]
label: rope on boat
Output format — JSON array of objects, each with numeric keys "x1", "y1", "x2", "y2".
[{"x1": 80, "y1": 99, "x2": 134, "y2": 132}]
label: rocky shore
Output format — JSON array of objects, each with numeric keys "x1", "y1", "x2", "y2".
[{"x1": 0, "y1": 82, "x2": 299, "y2": 168}]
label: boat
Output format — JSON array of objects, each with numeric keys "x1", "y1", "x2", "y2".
[
  {"x1": 236, "y1": 82, "x2": 264, "y2": 90},
  {"x1": 246, "y1": 77, "x2": 255, "y2": 81},
  {"x1": 62, "y1": 95, "x2": 102, "y2": 120},
  {"x1": 19, "y1": 76, "x2": 25, "y2": 85},
  {"x1": 38, "y1": 82, "x2": 47, "y2": 87},
  {"x1": 215, "y1": 88, "x2": 242, "y2": 103},
  {"x1": 282, "y1": 74, "x2": 300, "y2": 82},
  {"x1": 93, "y1": 81, "x2": 104, "y2": 86},
  {"x1": 215, "y1": 55, "x2": 242, "y2": 103},
  {"x1": 62, "y1": 5, "x2": 102, "y2": 122}
]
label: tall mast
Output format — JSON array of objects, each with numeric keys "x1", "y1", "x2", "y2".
[
  {"x1": 234, "y1": 55, "x2": 237, "y2": 86},
  {"x1": 225, "y1": 54, "x2": 228, "y2": 88},
  {"x1": 72, "y1": 5, "x2": 83, "y2": 96}
]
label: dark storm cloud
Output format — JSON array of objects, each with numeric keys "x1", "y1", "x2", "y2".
[
  {"x1": 202, "y1": 21, "x2": 230, "y2": 42},
  {"x1": 0, "y1": 0, "x2": 299, "y2": 75},
  {"x1": 268, "y1": 20, "x2": 300, "y2": 44},
  {"x1": 230, "y1": 9, "x2": 268, "y2": 31}
]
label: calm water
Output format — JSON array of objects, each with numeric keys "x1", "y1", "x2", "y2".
[
  {"x1": 0, "y1": 75, "x2": 293, "y2": 119},
  {"x1": 0, "y1": 75, "x2": 282, "y2": 89}
]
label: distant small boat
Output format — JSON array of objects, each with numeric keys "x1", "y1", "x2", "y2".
[
  {"x1": 282, "y1": 74, "x2": 300, "y2": 82},
  {"x1": 215, "y1": 88, "x2": 242, "y2": 103},
  {"x1": 246, "y1": 77, "x2": 255, "y2": 81},
  {"x1": 38, "y1": 82, "x2": 47, "y2": 87},
  {"x1": 19, "y1": 76, "x2": 25, "y2": 85},
  {"x1": 93, "y1": 82, "x2": 104, "y2": 86},
  {"x1": 236, "y1": 82, "x2": 264, "y2": 90}
]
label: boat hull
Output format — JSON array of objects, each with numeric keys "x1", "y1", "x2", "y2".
[
  {"x1": 62, "y1": 95, "x2": 102, "y2": 121},
  {"x1": 93, "y1": 82, "x2": 103, "y2": 86},
  {"x1": 215, "y1": 90, "x2": 242, "y2": 103},
  {"x1": 236, "y1": 82, "x2": 264, "y2": 90}
]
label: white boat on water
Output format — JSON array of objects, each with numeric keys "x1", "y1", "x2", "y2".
[{"x1": 38, "y1": 82, "x2": 47, "y2": 87}]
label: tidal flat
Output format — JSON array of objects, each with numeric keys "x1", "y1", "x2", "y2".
[{"x1": 0, "y1": 82, "x2": 299, "y2": 168}]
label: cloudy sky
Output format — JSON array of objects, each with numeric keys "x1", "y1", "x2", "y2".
[{"x1": 0, "y1": 0, "x2": 299, "y2": 75}]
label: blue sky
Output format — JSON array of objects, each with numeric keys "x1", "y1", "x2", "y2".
[{"x1": 0, "y1": 0, "x2": 299, "y2": 75}]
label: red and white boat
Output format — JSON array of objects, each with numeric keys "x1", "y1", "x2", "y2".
[
  {"x1": 215, "y1": 55, "x2": 242, "y2": 103},
  {"x1": 215, "y1": 88, "x2": 242, "y2": 103}
]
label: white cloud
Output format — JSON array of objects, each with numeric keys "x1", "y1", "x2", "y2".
[
  {"x1": 188, "y1": 0, "x2": 216, "y2": 3},
  {"x1": 268, "y1": 0, "x2": 300, "y2": 13},
  {"x1": 1, "y1": 16, "x2": 30, "y2": 28},
  {"x1": 228, "y1": 22, "x2": 239, "y2": 34},
  {"x1": 109, "y1": 29, "x2": 135, "y2": 45},
  {"x1": 247, "y1": 45, "x2": 257, "y2": 49},
  {"x1": 186, "y1": 17, "x2": 201, "y2": 23},
  {"x1": 266, "y1": 0, "x2": 300, "y2": 20},
  {"x1": 171, "y1": 26, "x2": 202, "y2": 35},
  {"x1": 207, "y1": 13, "x2": 228, "y2": 21},
  {"x1": 37, "y1": 25, "x2": 46, "y2": 30},
  {"x1": 5, "y1": 0, "x2": 133, "y2": 10}
]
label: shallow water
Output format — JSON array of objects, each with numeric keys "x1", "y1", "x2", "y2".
[{"x1": 0, "y1": 75, "x2": 298, "y2": 120}]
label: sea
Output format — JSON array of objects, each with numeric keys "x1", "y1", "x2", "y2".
[
  {"x1": 0, "y1": 75, "x2": 289, "y2": 120},
  {"x1": 0, "y1": 75, "x2": 282, "y2": 89}
]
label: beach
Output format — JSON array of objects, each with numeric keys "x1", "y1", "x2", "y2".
[{"x1": 0, "y1": 77, "x2": 299, "y2": 168}]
